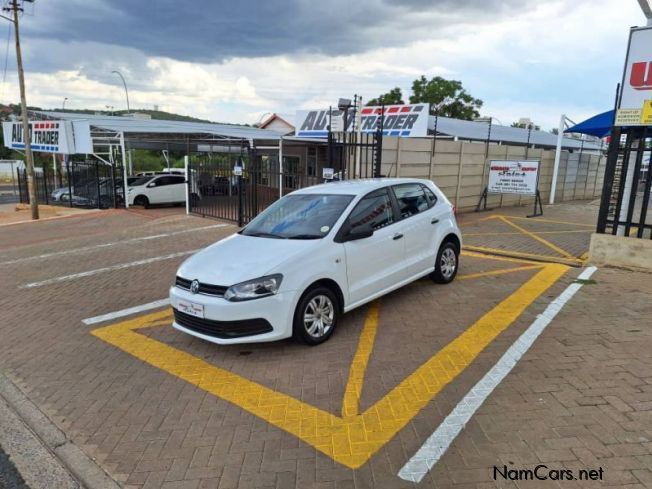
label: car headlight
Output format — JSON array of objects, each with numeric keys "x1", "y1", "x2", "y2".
[
  {"x1": 128, "y1": 188, "x2": 134, "y2": 193},
  {"x1": 224, "y1": 274, "x2": 283, "y2": 302}
]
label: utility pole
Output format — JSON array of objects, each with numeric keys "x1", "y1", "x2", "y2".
[{"x1": 2, "y1": 0, "x2": 38, "y2": 219}]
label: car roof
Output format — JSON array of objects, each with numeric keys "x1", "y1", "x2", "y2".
[{"x1": 290, "y1": 178, "x2": 433, "y2": 196}]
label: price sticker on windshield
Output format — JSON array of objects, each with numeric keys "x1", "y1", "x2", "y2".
[
  {"x1": 233, "y1": 166, "x2": 243, "y2": 176},
  {"x1": 322, "y1": 167, "x2": 334, "y2": 180}
]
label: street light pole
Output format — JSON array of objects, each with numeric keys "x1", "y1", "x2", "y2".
[
  {"x1": 2, "y1": 0, "x2": 38, "y2": 219},
  {"x1": 62, "y1": 97, "x2": 68, "y2": 110},
  {"x1": 112, "y1": 70, "x2": 130, "y2": 114}
]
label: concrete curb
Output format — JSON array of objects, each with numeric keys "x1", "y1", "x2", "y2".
[{"x1": 0, "y1": 372, "x2": 121, "y2": 489}]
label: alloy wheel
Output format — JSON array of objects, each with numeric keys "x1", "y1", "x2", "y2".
[{"x1": 303, "y1": 295, "x2": 334, "y2": 338}]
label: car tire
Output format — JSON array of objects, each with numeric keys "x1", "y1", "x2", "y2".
[
  {"x1": 134, "y1": 196, "x2": 150, "y2": 209},
  {"x1": 293, "y1": 286, "x2": 340, "y2": 346},
  {"x1": 430, "y1": 240, "x2": 459, "y2": 284}
]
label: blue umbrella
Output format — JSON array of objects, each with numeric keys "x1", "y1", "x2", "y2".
[{"x1": 564, "y1": 110, "x2": 614, "y2": 138}]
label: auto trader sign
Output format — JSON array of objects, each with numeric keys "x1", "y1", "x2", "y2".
[
  {"x1": 295, "y1": 103, "x2": 429, "y2": 138},
  {"x1": 2, "y1": 120, "x2": 76, "y2": 154},
  {"x1": 488, "y1": 160, "x2": 540, "y2": 196}
]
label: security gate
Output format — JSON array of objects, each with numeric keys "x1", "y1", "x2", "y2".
[
  {"x1": 188, "y1": 128, "x2": 383, "y2": 225},
  {"x1": 597, "y1": 126, "x2": 652, "y2": 238}
]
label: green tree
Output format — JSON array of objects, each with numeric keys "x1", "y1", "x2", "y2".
[
  {"x1": 366, "y1": 87, "x2": 404, "y2": 106},
  {"x1": 409, "y1": 76, "x2": 482, "y2": 120}
]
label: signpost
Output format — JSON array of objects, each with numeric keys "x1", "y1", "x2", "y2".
[{"x1": 477, "y1": 160, "x2": 543, "y2": 217}]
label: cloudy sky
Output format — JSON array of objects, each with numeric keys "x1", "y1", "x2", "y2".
[{"x1": 0, "y1": 0, "x2": 646, "y2": 129}]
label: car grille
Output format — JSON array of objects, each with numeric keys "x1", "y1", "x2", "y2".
[
  {"x1": 175, "y1": 276, "x2": 228, "y2": 297},
  {"x1": 173, "y1": 309, "x2": 273, "y2": 339}
]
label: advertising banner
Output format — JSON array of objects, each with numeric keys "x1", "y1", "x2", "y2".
[
  {"x1": 617, "y1": 26, "x2": 652, "y2": 125},
  {"x1": 295, "y1": 103, "x2": 429, "y2": 138},
  {"x1": 2, "y1": 120, "x2": 76, "y2": 154},
  {"x1": 487, "y1": 160, "x2": 540, "y2": 196}
]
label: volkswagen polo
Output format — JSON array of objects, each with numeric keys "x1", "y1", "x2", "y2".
[{"x1": 170, "y1": 178, "x2": 462, "y2": 346}]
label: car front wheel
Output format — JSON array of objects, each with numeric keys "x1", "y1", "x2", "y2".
[
  {"x1": 293, "y1": 286, "x2": 339, "y2": 345},
  {"x1": 431, "y1": 241, "x2": 459, "y2": 284}
]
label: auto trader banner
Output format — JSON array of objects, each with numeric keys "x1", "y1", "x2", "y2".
[
  {"x1": 2, "y1": 120, "x2": 76, "y2": 154},
  {"x1": 295, "y1": 103, "x2": 429, "y2": 138}
]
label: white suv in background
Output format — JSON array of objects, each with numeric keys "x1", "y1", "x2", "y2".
[
  {"x1": 128, "y1": 174, "x2": 200, "y2": 207},
  {"x1": 170, "y1": 178, "x2": 462, "y2": 346}
]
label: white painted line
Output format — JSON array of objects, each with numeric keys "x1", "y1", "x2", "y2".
[
  {"x1": 398, "y1": 266, "x2": 598, "y2": 483},
  {"x1": 20, "y1": 249, "x2": 202, "y2": 289},
  {"x1": 82, "y1": 298, "x2": 170, "y2": 325},
  {"x1": 0, "y1": 224, "x2": 230, "y2": 266}
]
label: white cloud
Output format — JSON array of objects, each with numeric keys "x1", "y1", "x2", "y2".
[{"x1": 2, "y1": 0, "x2": 646, "y2": 129}]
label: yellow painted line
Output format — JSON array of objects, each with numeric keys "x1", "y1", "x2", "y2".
[
  {"x1": 498, "y1": 216, "x2": 575, "y2": 259},
  {"x1": 462, "y1": 249, "x2": 548, "y2": 266},
  {"x1": 490, "y1": 214, "x2": 595, "y2": 228},
  {"x1": 464, "y1": 230, "x2": 594, "y2": 237},
  {"x1": 579, "y1": 251, "x2": 589, "y2": 261},
  {"x1": 342, "y1": 302, "x2": 380, "y2": 418},
  {"x1": 92, "y1": 263, "x2": 567, "y2": 469},
  {"x1": 458, "y1": 265, "x2": 543, "y2": 281},
  {"x1": 464, "y1": 245, "x2": 584, "y2": 267}
]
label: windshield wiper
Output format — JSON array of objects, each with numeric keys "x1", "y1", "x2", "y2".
[
  {"x1": 244, "y1": 231, "x2": 285, "y2": 239},
  {"x1": 286, "y1": 234, "x2": 323, "y2": 240}
]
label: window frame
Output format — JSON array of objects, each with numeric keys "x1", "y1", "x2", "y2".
[
  {"x1": 335, "y1": 186, "x2": 400, "y2": 242},
  {"x1": 421, "y1": 184, "x2": 438, "y2": 208}
]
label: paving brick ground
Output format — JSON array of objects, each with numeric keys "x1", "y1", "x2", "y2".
[{"x1": 0, "y1": 203, "x2": 650, "y2": 488}]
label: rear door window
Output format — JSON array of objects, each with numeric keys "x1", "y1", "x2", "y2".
[{"x1": 392, "y1": 184, "x2": 430, "y2": 218}]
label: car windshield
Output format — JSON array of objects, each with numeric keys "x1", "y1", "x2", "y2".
[
  {"x1": 129, "y1": 176, "x2": 153, "y2": 187},
  {"x1": 241, "y1": 194, "x2": 354, "y2": 239}
]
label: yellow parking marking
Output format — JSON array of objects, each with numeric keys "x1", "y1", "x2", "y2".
[
  {"x1": 462, "y1": 249, "x2": 546, "y2": 266},
  {"x1": 458, "y1": 265, "x2": 543, "y2": 280},
  {"x1": 464, "y1": 246, "x2": 584, "y2": 267},
  {"x1": 464, "y1": 230, "x2": 593, "y2": 237},
  {"x1": 484, "y1": 214, "x2": 595, "y2": 228},
  {"x1": 92, "y1": 260, "x2": 567, "y2": 469},
  {"x1": 342, "y1": 302, "x2": 380, "y2": 418},
  {"x1": 498, "y1": 216, "x2": 575, "y2": 259}
]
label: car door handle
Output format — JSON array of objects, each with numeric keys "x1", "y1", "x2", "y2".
[
  {"x1": 393, "y1": 233, "x2": 404, "y2": 240},
  {"x1": 431, "y1": 218, "x2": 440, "y2": 224}
]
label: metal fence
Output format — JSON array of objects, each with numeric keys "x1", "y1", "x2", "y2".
[
  {"x1": 597, "y1": 126, "x2": 652, "y2": 238},
  {"x1": 17, "y1": 160, "x2": 125, "y2": 209},
  {"x1": 189, "y1": 128, "x2": 384, "y2": 225}
]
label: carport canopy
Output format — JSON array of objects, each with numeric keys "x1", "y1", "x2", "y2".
[
  {"x1": 33, "y1": 110, "x2": 283, "y2": 154},
  {"x1": 429, "y1": 115, "x2": 603, "y2": 151}
]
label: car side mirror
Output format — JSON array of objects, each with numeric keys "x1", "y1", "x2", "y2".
[
  {"x1": 147, "y1": 182, "x2": 157, "y2": 188},
  {"x1": 343, "y1": 223, "x2": 374, "y2": 242}
]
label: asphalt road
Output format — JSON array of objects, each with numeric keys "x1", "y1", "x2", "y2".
[{"x1": 0, "y1": 445, "x2": 29, "y2": 489}]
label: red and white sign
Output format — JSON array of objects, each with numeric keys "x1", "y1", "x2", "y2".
[
  {"x1": 2, "y1": 120, "x2": 76, "y2": 154},
  {"x1": 488, "y1": 160, "x2": 540, "y2": 196},
  {"x1": 619, "y1": 26, "x2": 652, "y2": 111},
  {"x1": 295, "y1": 103, "x2": 429, "y2": 138}
]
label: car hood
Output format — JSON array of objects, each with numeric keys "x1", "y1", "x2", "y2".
[{"x1": 176, "y1": 233, "x2": 319, "y2": 286}]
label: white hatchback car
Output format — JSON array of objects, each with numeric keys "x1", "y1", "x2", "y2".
[
  {"x1": 170, "y1": 178, "x2": 462, "y2": 346},
  {"x1": 128, "y1": 174, "x2": 200, "y2": 207}
]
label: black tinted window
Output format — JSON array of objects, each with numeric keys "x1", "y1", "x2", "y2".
[
  {"x1": 423, "y1": 186, "x2": 437, "y2": 206},
  {"x1": 393, "y1": 184, "x2": 429, "y2": 218},
  {"x1": 349, "y1": 191, "x2": 394, "y2": 231}
]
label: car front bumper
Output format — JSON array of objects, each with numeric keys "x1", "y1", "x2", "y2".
[{"x1": 169, "y1": 285, "x2": 296, "y2": 345}]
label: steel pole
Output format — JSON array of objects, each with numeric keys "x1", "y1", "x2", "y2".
[
  {"x1": 10, "y1": 0, "x2": 38, "y2": 218},
  {"x1": 112, "y1": 70, "x2": 130, "y2": 113},
  {"x1": 549, "y1": 114, "x2": 566, "y2": 204}
]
